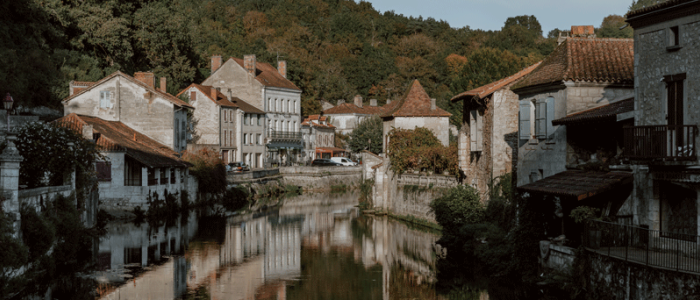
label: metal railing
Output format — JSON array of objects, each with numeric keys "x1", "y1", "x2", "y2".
[
  {"x1": 584, "y1": 220, "x2": 700, "y2": 274},
  {"x1": 623, "y1": 125, "x2": 697, "y2": 161},
  {"x1": 269, "y1": 130, "x2": 302, "y2": 140}
]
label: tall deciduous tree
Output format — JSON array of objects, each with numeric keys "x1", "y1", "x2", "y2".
[
  {"x1": 348, "y1": 116, "x2": 383, "y2": 154},
  {"x1": 597, "y1": 15, "x2": 633, "y2": 38}
]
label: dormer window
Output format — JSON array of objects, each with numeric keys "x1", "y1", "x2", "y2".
[{"x1": 667, "y1": 26, "x2": 681, "y2": 51}]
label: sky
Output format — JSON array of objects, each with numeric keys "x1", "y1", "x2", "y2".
[{"x1": 364, "y1": 0, "x2": 632, "y2": 35}]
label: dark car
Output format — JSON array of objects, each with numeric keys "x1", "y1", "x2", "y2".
[
  {"x1": 227, "y1": 162, "x2": 250, "y2": 172},
  {"x1": 311, "y1": 159, "x2": 342, "y2": 166}
]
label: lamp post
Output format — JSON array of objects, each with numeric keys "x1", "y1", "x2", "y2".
[{"x1": 3, "y1": 93, "x2": 14, "y2": 133}]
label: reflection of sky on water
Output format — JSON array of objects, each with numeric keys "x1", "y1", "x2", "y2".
[{"x1": 96, "y1": 192, "x2": 444, "y2": 300}]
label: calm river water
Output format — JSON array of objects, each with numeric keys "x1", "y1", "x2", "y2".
[{"x1": 92, "y1": 192, "x2": 495, "y2": 300}]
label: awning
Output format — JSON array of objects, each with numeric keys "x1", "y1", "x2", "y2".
[
  {"x1": 518, "y1": 170, "x2": 633, "y2": 201},
  {"x1": 267, "y1": 142, "x2": 303, "y2": 150}
]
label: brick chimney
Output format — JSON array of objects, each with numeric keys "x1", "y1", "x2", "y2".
[
  {"x1": 430, "y1": 98, "x2": 436, "y2": 111},
  {"x1": 370, "y1": 99, "x2": 377, "y2": 107},
  {"x1": 134, "y1": 72, "x2": 155, "y2": 88},
  {"x1": 244, "y1": 55, "x2": 256, "y2": 75},
  {"x1": 337, "y1": 99, "x2": 345, "y2": 105},
  {"x1": 82, "y1": 124, "x2": 93, "y2": 140},
  {"x1": 211, "y1": 55, "x2": 222, "y2": 74},
  {"x1": 278, "y1": 60, "x2": 287, "y2": 78},
  {"x1": 354, "y1": 95, "x2": 363, "y2": 108},
  {"x1": 160, "y1": 77, "x2": 167, "y2": 93},
  {"x1": 227, "y1": 89, "x2": 233, "y2": 101},
  {"x1": 211, "y1": 88, "x2": 218, "y2": 101},
  {"x1": 571, "y1": 25, "x2": 595, "y2": 38}
]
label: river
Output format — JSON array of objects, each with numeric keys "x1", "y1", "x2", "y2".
[{"x1": 92, "y1": 192, "x2": 495, "y2": 300}]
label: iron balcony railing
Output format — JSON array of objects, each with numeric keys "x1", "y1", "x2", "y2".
[
  {"x1": 584, "y1": 220, "x2": 700, "y2": 274},
  {"x1": 623, "y1": 125, "x2": 697, "y2": 161},
  {"x1": 269, "y1": 130, "x2": 302, "y2": 140}
]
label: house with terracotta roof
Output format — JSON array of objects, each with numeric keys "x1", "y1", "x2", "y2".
[
  {"x1": 322, "y1": 95, "x2": 387, "y2": 135},
  {"x1": 380, "y1": 80, "x2": 451, "y2": 152},
  {"x1": 512, "y1": 26, "x2": 636, "y2": 239},
  {"x1": 63, "y1": 71, "x2": 192, "y2": 153},
  {"x1": 54, "y1": 113, "x2": 196, "y2": 211},
  {"x1": 203, "y1": 55, "x2": 302, "y2": 166},
  {"x1": 176, "y1": 84, "x2": 265, "y2": 167},
  {"x1": 623, "y1": 1, "x2": 700, "y2": 236},
  {"x1": 450, "y1": 62, "x2": 540, "y2": 202},
  {"x1": 301, "y1": 115, "x2": 344, "y2": 161}
]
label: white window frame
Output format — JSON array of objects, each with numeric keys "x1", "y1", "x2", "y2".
[{"x1": 100, "y1": 91, "x2": 111, "y2": 108}]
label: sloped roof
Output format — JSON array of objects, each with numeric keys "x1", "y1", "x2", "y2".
[
  {"x1": 323, "y1": 102, "x2": 386, "y2": 115},
  {"x1": 451, "y1": 62, "x2": 541, "y2": 102},
  {"x1": 512, "y1": 38, "x2": 634, "y2": 91},
  {"x1": 381, "y1": 80, "x2": 451, "y2": 118},
  {"x1": 71, "y1": 81, "x2": 96, "y2": 87},
  {"x1": 229, "y1": 58, "x2": 300, "y2": 91},
  {"x1": 627, "y1": 0, "x2": 694, "y2": 18},
  {"x1": 552, "y1": 98, "x2": 634, "y2": 125},
  {"x1": 301, "y1": 115, "x2": 336, "y2": 129},
  {"x1": 62, "y1": 71, "x2": 193, "y2": 109},
  {"x1": 53, "y1": 114, "x2": 188, "y2": 168},
  {"x1": 176, "y1": 84, "x2": 264, "y2": 114},
  {"x1": 517, "y1": 170, "x2": 633, "y2": 201}
]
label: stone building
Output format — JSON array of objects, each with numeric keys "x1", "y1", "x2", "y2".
[
  {"x1": 450, "y1": 62, "x2": 540, "y2": 202},
  {"x1": 625, "y1": 1, "x2": 700, "y2": 234},
  {"x1": 177, "y1": 84, "x2": 265, "y2": 167},
  {"x1": 54, "y1": 113, "x2": 196, "y2": 211},
  {"x1": 380, "y1": 80, "x2": 451, "y2": 152},
  {"x1": 322, "y1": 96, "x2": 386, "y2": 135},
  {"x1": 202, "y1": 55, "x2": 302, "y2": 166},
  {"x1": 301, "y1": 115, "x2": 342, "y2": 161},
  {"x1": 64, "y1": 71, "x2": 192, "y2": 153}
]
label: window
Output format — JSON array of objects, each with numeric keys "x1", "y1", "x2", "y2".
[
  {"x1": 244, "y1": 113, "x2": 248, "y2": 125},
  {"x1": 294, "y1": 100, "x2": 297, "y2": 114},
  {"x1": 287, "y1": 99, "x2": 290, "y2": 113},
  {"x1": 469, "y1": 110, "x2": 483, "y2": 152},
  {"x1": 96, "y1": 161, "x2": 111, "y2": 181},
  {"x1": 124, "y1": 158, "x2": 142, "y2": 186},
  {"x1": 181, "y1": 120, "x2": 186, "y2": 143},
  {"x1": 190, "y1": 91, "x2": 197, "y2": 102},
  {"x1": 244, "y1": 133, "x2": 247, "y2": 144},
  {"x1": 546, "y1": 97, "x2": 555, "y2": 141},
  {"x1": 224, "y1": 109, "x2": 227, "y2": 122},
  {"x1": 668, "y1": 26, "x2": 680, "y2": 49},
  {"x1": 293, "y1": 121, "x2": 297, "y2": 132},
  {"x1": 535, "y1": 100, "x2": 546, "y2": 139},
  {"x1": 100, "y1": 91, "x2": 111, "y2": 108},
  {"x1": 268, "y1": 98, "x2": 272, "y2": 111},
  {"x1": 275, "y1": 98, "x2": 278, "y2": 112},
  {"x1": 230, "y1": 131, "x2": 233, "y2": 147},
  {"x1": 257, "y1": 134, "x2": 262, "y2": 145},
  {"x1": 251, "y1": 114, "x2": 256, "y2": 126},
  {"x1": 258, "y1": 115, "x2": 262, "y2": 126}
]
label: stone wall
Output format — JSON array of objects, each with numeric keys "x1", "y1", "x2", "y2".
[
  {"x1": 279, "y1": 166, "x2": 362, "y2": 191},
  {"x1": 393, "y1": 117, "x2": 450, "y2": 147},
  {"x1": 18, "y1": 185, "x2": 74, "y2": 213},
  {"x1": 203, "y1": 59, "x2": 265, "y2": 110},
  {"x1": 586, "y1": 251, "x2": 700, "y2": 300},
  {"x1": 539, "y1": 241, "x2": 575, "y2": 274},
  {"x1": 388, "y1": 174, "x2": 456, "y2": 223}
]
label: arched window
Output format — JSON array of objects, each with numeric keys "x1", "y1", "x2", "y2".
[{"x1": 287, "y1": 99, "x2": 290, "y2": 113}]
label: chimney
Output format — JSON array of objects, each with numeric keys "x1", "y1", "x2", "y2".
[
  {"x1": 211, "y1": 55, "x2": 222, "y2": 73},
  {"x1": 134, "y1": 72, "x2": 155, "y2": 88},
  {"x1": 278, "y1": 60, "x2": 287, "y2": 78},
  {"x1": 244, "y1": 54, "x2": 256, "y2": 75},
  {"x1": 430, "y1": 98, "x2": 436, "y2": 111},
  {"x1": 570, "y1": 25, "x2": 595, "y2": 38},
  {"x1": 337, "y1": 99, "x2": 345, "y2": 105},
  {"x1": 227, "y1": 89, "x2": 233, "y2": 101},
  {"x1": 211, "y1": 88, "x2": 218, "y2": 101},
  {"x1": 370, "y1": 99, "x2": 377, "y2": 107},
  {"x1": 386, "y1": 99, "x2": 391, "y2": 105},
  {"x1": 160, "y1": 77, "x2": 167, "y2": 93},
  {"x1": 82, "y1": 125, "x2": 93, "y2": 140},
  {"x1": 354, "y1": 95, "x2": 363, "y2": 108}
]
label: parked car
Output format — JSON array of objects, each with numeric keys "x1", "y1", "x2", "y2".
[
  {"x1": 311, "y1": 159, "x2": 342, "y2": 166},
  {"x1": 330, "y1": 157, "x2": 357, "y2": 166},
  {"x1": 227, "y1": 162, "x2": 250, "y2": 172}
]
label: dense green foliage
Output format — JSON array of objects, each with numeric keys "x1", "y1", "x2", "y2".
[
  {"x1": 429, "y1": 185, "x2": 484, "y2": 235},
  {"x1": 182, "y1": 148, "x2": 227, "y2": 198},
  {"x1": 16, "y1": 122, "x2": 102, "y2": 188},
  {"x1": 221, "y1": 187, "x2": 250, "y2": 211},
  {"x1": 597, "y1": 15, "x2": 633, "y2": 38},
  {"x1": 348, "y1": 116, "x2": 382, "y2": 154},
  {"x1": 387, "y1": 127, "x2": 458, "y2": 175},
  {"x1": 20, "y1": 206, "x2": 56, "y2": 260}
]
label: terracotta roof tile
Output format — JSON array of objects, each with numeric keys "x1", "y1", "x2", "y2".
[
  {"x1": 71, "y1": 81, "x2": 96, "y2": 87},
  {"x1": 230, "y1": 58, "x2": 300, "y2": 91},
  {"x1": 381, "y1": 80, "x2": 451, "y2": 118},
  {"x1": 552, "y1": 98, "x2": 634, "y2": 125},
  {"x1": 230, "y1": 97, "x2": 264, "y2": 114},
  {"x1": 63, "y1": 71, "x2": 193, "y2": 109},
  {"x1": 53, "y1": 113, "x2": 188, "y2": 168},
  {"x1": 302, "y1": 115, "x2": 336, "y2": 129},
  {"x1": 451, "y1": 62, "x2": 541, "y2": 102},
  {"x1": 322, "y1": 102, "x2": 387, "y2": 115},
  {"x1": 517, "y1": 170, "x2": 632, "y2": 201},
  {"x1": 512, "y1": 38, "x2": 634, "y2": 91},
  {"x1": 627, "y1": 0, "x2": 691, "y2": 18},
  {"x1": 176, "y1": 84, "x2": 264, "y2": 114}
]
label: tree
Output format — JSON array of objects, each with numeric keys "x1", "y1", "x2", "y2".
[
  {"x1": 597, "y1": 15, "x2": 633, "y2": 38},
  {"x1": 348, "y1": 116, "x2": 383, "y2": 154}
]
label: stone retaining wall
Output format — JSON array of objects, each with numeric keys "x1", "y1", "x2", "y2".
[
  {"x1": 18, "y1": 185, "x2": 74, "y2": 212},
  {"x1": 228, "y1": 169, "x2": 280, "y2": 182},
  {"x1": 279, "y1": 166, "x2": 362, "y2": 191},
  {"x1": 539, "y1": 241, "x2": 575, "y2": 274}
]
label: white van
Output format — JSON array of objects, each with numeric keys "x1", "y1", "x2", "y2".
[{"x1": 330, "y1": 157, "x2": 357, "y2": 166}]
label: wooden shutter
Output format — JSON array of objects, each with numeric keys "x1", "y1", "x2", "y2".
[
  {"x1": 190, "y1": 91, "x2": 196, "y2": 101},
  {"x1": 470, "y1": 110, "x2": 477, "y2": 151},
  {"x1": 96, "y1": 161, "x2": 111, "y2": 181},
  {"x1": 546, "y1": 97, "x2": 555, "y2": 140},
  {"x1": 519, "y1": 101, "x2": 531, "y2": 140},
  {"x1": 476, "y1": 110, "x2": 483, "y2": 151}
]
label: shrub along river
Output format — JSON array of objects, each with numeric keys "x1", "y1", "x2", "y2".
[{"x1": 80, "y1": 191, "x2": 550, "y2": 300}]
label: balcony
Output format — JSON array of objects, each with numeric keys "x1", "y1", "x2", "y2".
[
  {"x1": 160, "y1": 177, "x2": 168, "y2": 185},
  {"x1": 623, "y1": 125, "x2": 697, "y2": 161},
  {"x1": 269, "y1": 130, "x2": 301, "y2": 140}
]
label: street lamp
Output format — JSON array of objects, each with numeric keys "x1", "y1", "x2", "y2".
[{"x1": 4, "y1": 93, "x2": 13, "y2": 132}]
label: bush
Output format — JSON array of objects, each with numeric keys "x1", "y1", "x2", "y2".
[
  {"x1": 182, "y1": 148, "x2": 227, "y2": 197},
  {"x1": 387, "y1": 127, "x2": 458, "y2": 175},
  {"x1": 430, "y1": 185, "x2": 484, "y2": 235},
  {"x1": 221, "y1": 187, "x2": 249, "y2": 212},
  {"x1": 20, "y1": 206, "x2": 55, "y2": 260},
  {"x1": 348, "y1": 116, "x2": 383, "y2": 154},
  {"x1": 358, "y1": 179, "x2": 374, "y2": 209},
  {"x1": 570, "y1": 206, "x2": 600, "y2": 224}
]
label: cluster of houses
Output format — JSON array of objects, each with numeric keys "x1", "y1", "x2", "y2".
[{"x1": 449, "y1": 0, "x2": 700, "y2": 241}]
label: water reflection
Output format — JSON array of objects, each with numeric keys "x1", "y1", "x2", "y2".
[{"x1": 95, "y1": 192, "x2": 456, "y2": 299}]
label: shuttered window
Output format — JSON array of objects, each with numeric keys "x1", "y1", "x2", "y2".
[
  {"x1": 190, "y1": 91, "x2": 196, "y2": 102},
  {"x1": 469, "y1": 109, "x2": 483, "y2": 152},
  {"x1": 96, "y1": 161, "x2": 111, "y2": 181},
  {"x1": 546, "y1": 97, "x2": 555, "y2": 141},
  {"x1": 519, "y1": 100, "x2": 531, "y2": 140},
  {"x1": 99, "y1": 91, "x2": 111, "y2": 108}
]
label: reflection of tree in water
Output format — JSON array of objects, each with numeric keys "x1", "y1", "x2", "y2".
[
  {"x1": 389, "y1": 263, "x2": 442, "y2": 299},
  {"x1": 285, "y1": 249, "x2": 383, "y2": 300}
]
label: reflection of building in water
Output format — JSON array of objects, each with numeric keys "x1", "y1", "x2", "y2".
[{"x1": 265, "y1": 216, "x2": 303, "y2": 280}]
